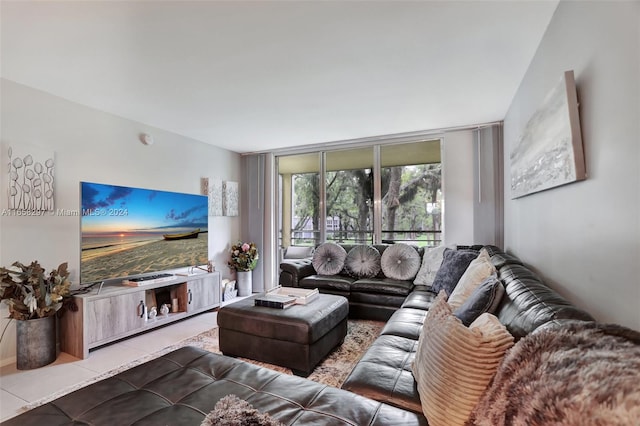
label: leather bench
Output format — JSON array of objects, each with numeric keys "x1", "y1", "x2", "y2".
[{"x1": 218, "y1": 293, "x2": 349, "y2": 376}]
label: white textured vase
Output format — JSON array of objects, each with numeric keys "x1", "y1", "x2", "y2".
[{"x1": 236, "y1": 271, "x2": 253, "y2": 296}]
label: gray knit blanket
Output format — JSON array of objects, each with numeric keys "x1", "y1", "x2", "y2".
[{"x1": 467, "y1": 322, "x2": 640, "y2": 426}]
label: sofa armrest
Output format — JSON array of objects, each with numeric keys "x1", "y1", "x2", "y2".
[{"x1": 279, "y1": 258, "x2": 316, "y2": 287}]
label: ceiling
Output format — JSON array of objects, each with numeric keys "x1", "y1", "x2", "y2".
[{"x1": 1, "y1": 1, "x2": 558, "y2": 154}]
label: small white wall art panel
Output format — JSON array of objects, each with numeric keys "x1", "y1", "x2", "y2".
[
  {"x1": 510, "y1": 70, "x2": 586, "y2": 199},
  {"x1": 223, "y1": 181, "x2": 238, "y2": 217},
  {"x1": 202, "y1": 177, "x2": 223, "y2": 216},
  {"x1": 7, "y1": 144, "x2": 55, "y2": 211}
]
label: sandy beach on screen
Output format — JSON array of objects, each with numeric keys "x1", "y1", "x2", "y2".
[
  {"x1": 81, "y1": 240, "x2": 158, "y2": 262},
  {"x1": 81, "y1": 237, "x2": 208, "y2": 283}
]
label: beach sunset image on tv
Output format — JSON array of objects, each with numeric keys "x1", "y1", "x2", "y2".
[{"x1": 80, "y1": 181, "x2": 208, "y2": 284}]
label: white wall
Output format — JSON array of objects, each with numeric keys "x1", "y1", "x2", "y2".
[
  {"x1": 442, "y1": 130, "x2": 476, "y2": 246},
  {"x1": 503, "y1": 1, "x2": 640, "y2": 330},
  {"x1": 0, "y1": 79, "x2": 242, "y2": 364}
]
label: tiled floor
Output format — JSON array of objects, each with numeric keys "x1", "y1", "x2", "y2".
[{"x1": 0, "y1": 310, "x2": 218, "y2": 422}]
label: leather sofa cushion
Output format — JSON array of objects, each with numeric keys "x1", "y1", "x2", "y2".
[
  {"x1": 351, "y1": 278, "x2": 414, "y2": 296},
  {"x1": 401, "y1": 289, "x2": 437, "y2": 310},
  {"x1": 217, "y1": 294, "x2": 348, "y2": 345},
  {"x1": 342, "y1": 334, "x2": 422, "y2": 413},
  {"x1": 483, "y1": 244, "x2": 524, "y2": 269},
  {"x1": 349, "y1": 292, "x2": 406, "y2": 308},
  {"x1": 381, "y1": 307, "x2": 429, "y2": 340},
  {"x1": 496, "y1": 263, "x2": 595, "y2": 340},
  {"x1": 300, "y1": 274, "x2": 354, "y2": 293},
  {"x1": 280, "y1": 258, "x2": 314, "y2": 287}
]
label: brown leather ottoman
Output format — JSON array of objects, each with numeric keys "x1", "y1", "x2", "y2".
[{"x1": 218, "y1": 293, "x2": 349, "y2": 376}]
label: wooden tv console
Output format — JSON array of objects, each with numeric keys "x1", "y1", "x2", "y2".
[{"x1": 59, "y1": 271, "x2": 221, "y2": 359}]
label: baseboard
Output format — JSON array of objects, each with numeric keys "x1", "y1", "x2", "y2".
[{"x1": 0, "y1": 355, "x2": 17, "y2": 368}]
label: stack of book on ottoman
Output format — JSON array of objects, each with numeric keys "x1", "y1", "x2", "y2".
[{"x1": 254, "y1": 286, "x2": 319, "y2": 309}]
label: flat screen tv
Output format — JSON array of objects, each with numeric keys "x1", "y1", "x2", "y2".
[{"x1": 80, "y1": 181, "x2": 208, "y2": 284}]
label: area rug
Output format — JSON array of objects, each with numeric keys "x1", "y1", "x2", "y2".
[
  {"x1": 21, "y1": 319, "x2": 384, "y2": 412},
  {"x1": 182, "y1": 319, "x2": 384, "y2": 388}
]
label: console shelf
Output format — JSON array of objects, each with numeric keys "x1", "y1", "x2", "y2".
[{"x1": 60, "y1": 271, "x2": 221, "y2": 359}]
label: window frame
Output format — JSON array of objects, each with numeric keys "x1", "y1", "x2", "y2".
[{"x1": 276, "y1": 136, "x2": 443, "y2": 249}]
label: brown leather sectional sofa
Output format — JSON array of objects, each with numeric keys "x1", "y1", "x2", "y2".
[
  {"x1": 280, "y1": 244, "x2": 426, "y2": 321},
  {"x1": 340, "y1": 245, "x2": 595, "y2": 412},
  {"x1": 4, "y1": 245, "x2": 596, "y2": 425}
]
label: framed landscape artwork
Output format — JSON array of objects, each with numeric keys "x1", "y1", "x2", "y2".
[{"x1": 510, "y1": 70, "x2": 586, "y2": 199}]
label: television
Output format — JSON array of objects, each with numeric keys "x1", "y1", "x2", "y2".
[{"x1": 80, "y1": 181, "x2": 208, "y2": 284}]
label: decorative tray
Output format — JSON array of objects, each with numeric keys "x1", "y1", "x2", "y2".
[{"x1": 267, "y1": 286, "x2": 319, "y2": 305}]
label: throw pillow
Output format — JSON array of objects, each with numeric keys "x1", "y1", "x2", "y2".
[
  {"x1": 380, "y1": 243, "x2": 421, "y2": 280},
  {"x1": 453, "y1": 276, "x2": 505, "y2": 326},
  {"x1": 312, "y1": 242, "x2": 347, "y2": 275},
  {"x1": 283, "y1": 245, "x2": 314, "y2": 259},
  {"x1": 413, "y1": 244, "x2": 455, "y2": 286},
  {"x1": 468, "y1": 322, "x2": 640, "y2": 426},
  {"x1": 412, "y1": 291, "x2": 514, "y2": 426},
  {"x1": 201, "y1": 394, "x2": 284, "y2": 426},
  {"x1": 431, "y1": 249, "x2": 479, "y2": 297},
  {"x1": 345, "y1": 245, "x2": 381, "y2": 279},
  {"x1": 447, "y1": 248, "x2": 497, "y2": 309}
]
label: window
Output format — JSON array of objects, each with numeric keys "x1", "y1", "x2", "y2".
[
  {"x1": 326, "y1": 147, "x2": 373, "y2": 244},
  {"x1": 380, "y1": 141, "x2": 442, "y2": 247},
  {"x1": 278, "y1": 153, "x2": 320, "y2": 247},
  {"x1": 278, "y1": 139, "x2": 441, "y2": 250}
]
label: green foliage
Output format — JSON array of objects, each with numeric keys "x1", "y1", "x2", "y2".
[
  {"x1": 291, "y1": 162, "x2": 442, "y2": 245},
  {"x1": 0, "y1": 261, "x2": 71, "y2": 320},
  {"x1": 293, "y1": 173, "x2": 319, "y2": 232}
]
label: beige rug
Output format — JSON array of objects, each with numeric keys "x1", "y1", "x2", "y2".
[{"x1": 22, "y1": 319, "x2": 384, "y2": 412}]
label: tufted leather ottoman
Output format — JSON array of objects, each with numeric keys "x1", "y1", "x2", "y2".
[{"x1": 218, "y1": 293, "x2": 349, "y2": 376}]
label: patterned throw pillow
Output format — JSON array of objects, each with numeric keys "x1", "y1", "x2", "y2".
[
  {"x1": 412, "y1": 291, "x2": 514, "y2": 426},
  {"x1": 447, "y1": 249, "x2": 497, "y2": 309},
  {"x1": 311, "y1": 242, "x2": 347, "y2": 275},
  {"x1": 453, "y1": 276, "x2": 505, "y2": 326},
  {"x1": 380, "y1": 243, "x2": 421, "y2": 281},
  {"x1": 413, "y1": 245, "x2": 455, "y2": 286},
  {"x1": 431, "y1": 249, "x2": 479, "y2": 296},
  {"x1": 345, "y1": 245, "x2": 381, "y2": 279}
]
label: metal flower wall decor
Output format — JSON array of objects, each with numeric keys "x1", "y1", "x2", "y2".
[{"x1": 7, "y1": 145, "x2": 55, "y2": 211}]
